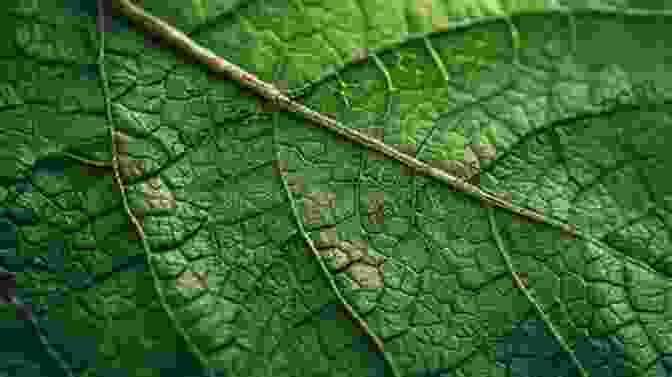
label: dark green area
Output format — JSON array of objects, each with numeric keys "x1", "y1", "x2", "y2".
[{"x1": 495, "y1": 320, "x2": 625, "y2": 377}]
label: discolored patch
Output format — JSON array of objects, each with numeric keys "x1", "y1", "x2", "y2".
[
  {"x1": 351, "y1": 47, "x2": 369, "y2": 63},
  {"x1": 309, "y1": 191, "x2": 337, "y2": 208},
  {"x1": 430, "y1": 143, "x2": 497, "y2": 185},
  {"x1": 114, "y1": 131, "x2": 144, "y2": 181},
  {"x1": 430, "y1": 144, "x2": 477, "y2": 179},
  {"x1": 560, "y1": 223, "x2": 577, "y2": 240},
  {"x1": 143, "y1": 176, "x2": 176, "y2": 210},
  {"x1": 273, "y1": 159, "x2": 303, "y2": 193},
  {"x1": 432, "y1": 14, "x2": 450, "y2": 31},
  {"x1": 367, "y1": 191, "x2": 385, "y2": 225},
  {"x1": 347, "y1": 263, "x2": 383, "y2": 289},
  {"x1": 315, "y1": 226, "x2": 339, "y2": 249},
  {"x1": 311, "y1": 227, "x2": 385, "y2": 288},
  {"x1": 119, "y1": 158, "x2": 144, "y2": 182},
  {"x1": 320, "y1": 247, "x2": 350, "y2": 270},
  {"x1": 177, "y1": 270, "x2": 208, "y2": 291},
  {"x1": 304, "y1": 191, "x2": 336, "y2": 225},
  {"x1": 273, "y1": 159, "x2": 288, "y2": 175},
  {"x1": 414, "y1": 0, "x2": 433, "y2": 18},
  {"x1": 342, "y1": 239, "x2": 384, "y2": 267},
  {"x1": 284, "y1": 175, "x2": 304, "y2": 194},
  {"x1": 470, "y1": 143, "x2": 497, "y2": 160}
]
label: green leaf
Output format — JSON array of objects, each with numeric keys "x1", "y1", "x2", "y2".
[{"x1": 3, "y1": 1, "x2": 672, "y2": 377}]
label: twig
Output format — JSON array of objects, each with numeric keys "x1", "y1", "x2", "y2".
[{"x1": 111, "y1": 0, "x2": 578, "y2": 238}]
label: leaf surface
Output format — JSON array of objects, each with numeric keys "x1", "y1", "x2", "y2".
[{"x1": 2, "y1": 1, "x2": 672, "y2": 377}]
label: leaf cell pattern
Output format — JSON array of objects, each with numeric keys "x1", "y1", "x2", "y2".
[
  {"x1": 495, "y1": 320, "x2": 626, "y2": 377},
  {"x1": 2, "y1": 1, "x2": 672, "y2": 377}
]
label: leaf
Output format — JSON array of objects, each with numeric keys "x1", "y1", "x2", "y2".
[{"x1": 3, "y1": 0, "x2": 672, "y2": 377}]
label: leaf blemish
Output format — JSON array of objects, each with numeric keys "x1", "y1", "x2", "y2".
[
  {"x1": 304, "y1": 191, "x2": 336, "y2": 225},
  {"x1": 367, "y1": 191, "x2": 385, "y2": 225}
]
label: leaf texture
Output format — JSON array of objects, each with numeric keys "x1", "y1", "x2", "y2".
[{"x1": 1, "y1": 1, "x2": 672, "y2": 377}]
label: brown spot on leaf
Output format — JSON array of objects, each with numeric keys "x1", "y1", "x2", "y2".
[
  {"x1": 340, "y1": 239, "x2": 366, "y2": 262},
  {"x1": 463, "y1": 145, "x2": 480, "y2": 173},
  {"x1": 273, "y1": 159, "x2": 288, "y2": 175},
  {"x1": 307, "y1": 191, "x2": 336, "y2": 208},
  {"x1": 285, "y1": 175, "x2": 304, "y2": 194},
  {"x1": 348, "y1": 263, "x2": 383, "y2": 289},
  {"x1": 304, "y1": 191, "x2": 337, "y2": 225},
  {"x1": 351, "y1": 47, "x2": 369, "y2": 63},
  {"x1": 340, "y1": 239, "x2": 384, "y2": 267},
  {"x1": 317, "y1": 238, "x2": 385, "y2": 284},
  {"x1": 143, "y1": 176, "x2": 176, "y2": 210},
  {"x1": 560, "y1": 224, "x2": 577, "y2": 240},
  {"x1": 367, "y1": 191, "x2": 385, "y2": 225},
  {"x1": 273, "y1": 160, "x2": 303, "y2": 193},
  {"x1": 321, "y1": 247, "x2": 350, "y2": 270},
  {"x1": 112, "y1": 131, "x2": 145, "y2": 182},
  {"x1": 177, "y1": 270, "x2": 208, "y2": 290},
  {"x1": 470, "y1": 143, "x2": 496, "y2": 161},
  {"x1": 119, "y1": 158, "x2": 144, "y2": 181},
  {"x1": 315, "y1": 226, "x2": 339, "y2": 249},
  {"x1": 430, "y1": 144, "x2": 496, "y2": 184},
  {"x1": 345, "y1": 243, "x2": 384, "y2": 289}
]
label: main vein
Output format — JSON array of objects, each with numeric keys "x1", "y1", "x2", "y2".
[{"x1": 111, "y1": 0, "x2": 579, "y2": 239}]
